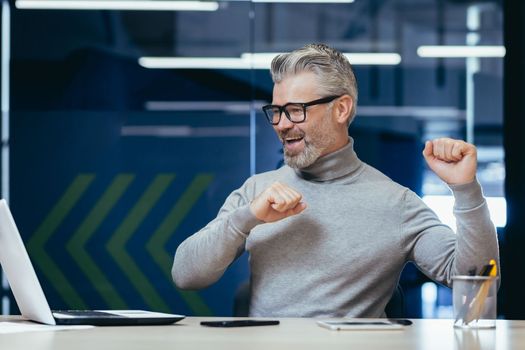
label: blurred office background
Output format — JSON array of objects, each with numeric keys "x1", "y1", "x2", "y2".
[{"x1": 1, "y1": 0, "x2": 523, "y2": 319}]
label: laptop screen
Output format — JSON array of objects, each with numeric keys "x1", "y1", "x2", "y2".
[{"x1": 0, "y1": 199, "x2": 57, "y2": 325}]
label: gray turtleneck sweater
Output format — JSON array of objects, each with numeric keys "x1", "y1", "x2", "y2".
[{"x1": 172, "y1": 139, "x2": 499, "y2": 318}]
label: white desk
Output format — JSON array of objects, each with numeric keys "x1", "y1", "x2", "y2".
[{"x1": 0, "y1": 317, "x2": 523, "y2": 350}]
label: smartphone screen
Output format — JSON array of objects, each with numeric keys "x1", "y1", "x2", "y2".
[{"x1": 200, "y1": 320, "x2": 280, "y2": 327}]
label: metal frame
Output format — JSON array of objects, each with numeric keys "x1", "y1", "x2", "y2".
[{"x1": 1, "y1": 0, "x2": 11, "y2": 315}]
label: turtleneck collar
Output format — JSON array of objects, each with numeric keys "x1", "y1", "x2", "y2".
[{"x1": 293, "y1": 137, "x2": 362, "y2": 182}]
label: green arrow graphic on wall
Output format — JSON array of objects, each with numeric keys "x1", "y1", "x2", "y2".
[
  {"x1": 27, "y1": 174, "x2": 95, "y2": 309},
  {"x1": 146, "y1": 173, "x2": 214, "y2": 316},
  {"x1": 28, "y1": 172, "x2": 216, "y2": 314},
  {"x1": 66, "y1": 174, "x2": 134, "y2": 309},
  {"x1": 106, "y1": 174, "x2": 175, "y2": 312}
]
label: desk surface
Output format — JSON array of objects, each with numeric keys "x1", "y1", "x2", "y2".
[{"x1": 1, "y1": 317, "x2": 524, "y2": 350}]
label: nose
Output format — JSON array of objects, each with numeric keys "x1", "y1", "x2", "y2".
[{"x1": 274, "y1": 112, "x2": 294, "y2": 132}]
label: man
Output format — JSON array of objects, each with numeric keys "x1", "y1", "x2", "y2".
[{"x1": 172, "y1": 44, "x2": 499, "y2": 318}]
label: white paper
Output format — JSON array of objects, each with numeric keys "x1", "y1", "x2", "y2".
[{"x1": 0, "y1": 321, "x2": 93, "y2": 334}]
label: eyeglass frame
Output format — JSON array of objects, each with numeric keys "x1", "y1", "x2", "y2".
[{"x1": 261, "y1": 95, "x2": 342, "y2": 125}]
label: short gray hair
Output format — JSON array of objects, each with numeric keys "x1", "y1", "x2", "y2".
[{"x1": 270, "y1": 43, "x2": 358, "y2": 125}]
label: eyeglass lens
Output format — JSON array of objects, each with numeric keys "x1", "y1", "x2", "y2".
[{"x1": 267, "y1": 104, "x2": 304, "y2": 124}]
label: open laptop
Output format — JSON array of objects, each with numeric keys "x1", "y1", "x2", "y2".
[{"x1": 0, "y1": 199, "x2": 185, "y2": 326}]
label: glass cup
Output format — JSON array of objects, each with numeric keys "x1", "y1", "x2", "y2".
[{"x1": 452, "y1": 275, "x2": 498, "y2": 329}]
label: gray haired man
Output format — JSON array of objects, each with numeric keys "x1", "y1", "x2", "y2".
[{"x1": 172, "y1": 44, "x2": 499, "y2": 318}]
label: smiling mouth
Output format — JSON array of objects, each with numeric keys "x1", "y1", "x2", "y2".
[{"x1": 284, "y1": 136, "x2": 304, "y2": 145}]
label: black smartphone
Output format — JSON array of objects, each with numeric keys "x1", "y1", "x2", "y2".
[{"x1": 200, "y1": 320, "x2": 280, "y2": 327}]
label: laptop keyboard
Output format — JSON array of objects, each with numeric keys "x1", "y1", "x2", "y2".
[{"x1": 53, "y1": 310, "x2": 120, "y2": 318}]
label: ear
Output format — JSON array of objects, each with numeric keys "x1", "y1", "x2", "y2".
[{"x1": 333, "y1": 95, "x2": 353, "y2": 125}]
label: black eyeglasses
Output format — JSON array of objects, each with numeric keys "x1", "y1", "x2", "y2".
[{"x1": 262, "y1": 95, "x2": 341, "y2": 125}]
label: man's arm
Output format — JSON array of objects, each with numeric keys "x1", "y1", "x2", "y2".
[
  {"x1": 172, "y1": 179, "x2": 306, "y2": 290},
  {"x1": 405, "y1": 138, "x2": 499, "y2": 285},
  {"x1": 172, "y1": 185, "x2": 257, "y2": 290},
  {"x1": 403, "y1": 179, "x2": 499, "y2": 286}
]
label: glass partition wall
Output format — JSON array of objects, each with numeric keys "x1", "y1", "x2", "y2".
[{"x1": 1, "y1": 0, "x2": 503, "y2": 317}]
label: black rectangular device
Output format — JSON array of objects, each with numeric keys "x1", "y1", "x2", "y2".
[{"x1": 200, "y1": 320, "x2": 280, "y2": 327}]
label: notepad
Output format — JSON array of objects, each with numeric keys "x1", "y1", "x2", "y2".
[
  {"x1": 317, "y1": 319, "x2": 411, "y2": 331},
  {"x1": 0, "y1": 321, "x2": 93, "y2": 334}
]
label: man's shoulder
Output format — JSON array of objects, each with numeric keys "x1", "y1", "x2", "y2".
[{"x1": 358, "y1": 163, "x2": 410, "y2": 193}]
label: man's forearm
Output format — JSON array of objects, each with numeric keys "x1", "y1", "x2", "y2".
[
  {"x1": 171, "y1": 205, "x2": 259, "y2": 290},
  {"x1": 451, "y1": 180, "x2": 500, "y2": 278}
]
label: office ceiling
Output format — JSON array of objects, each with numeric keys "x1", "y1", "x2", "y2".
[
  {"x1": 5, "y1": 0, "x2": 505, "y2": 130},
  {"x1": 8, "y1": 0, "x2": 504, "y2": 67}
]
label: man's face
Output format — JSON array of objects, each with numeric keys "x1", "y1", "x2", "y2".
[{"x1": 272, "y1": 72, "x2": 344, "y2": 169}]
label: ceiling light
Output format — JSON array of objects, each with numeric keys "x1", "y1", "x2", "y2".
[
  {"x1": 139, "y1": 57, "x2": 249, "y2": 69},
  {"x1": 242, "y1": 52, "x2": 401, "y2": 66},
  {"x1": 140, "y1": 52, "x2": 401, "y2": 69},
  {"x1": 343, "y1": 53, "x2": 401, "y2": 65},
  {"x1": 252, "y1": 0, "x2": 353, "y2": 3},
  {"x1": 417, "y1": 45, "x2": 505, "y2": 58},
  {"x1": 15, "y1": 0, "x2": 219, "y2": 11}
]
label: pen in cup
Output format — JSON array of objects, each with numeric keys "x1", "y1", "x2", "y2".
[{"x1": 454, "y1": 259, "x2": 497, "y2": 327}]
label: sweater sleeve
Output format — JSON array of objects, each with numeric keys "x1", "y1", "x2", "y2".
[
  {"x1": 403, "y1": 179, "x2": 499, "y2": 287},
  {"x1": 171, "y1": 179, "x2": 263, "y2": 290}
]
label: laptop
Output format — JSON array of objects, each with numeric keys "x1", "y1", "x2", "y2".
[{"x1": 0, "y1": 199, "x2": 185, "y2": 326}]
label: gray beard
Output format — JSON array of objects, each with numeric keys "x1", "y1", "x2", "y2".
[
  {"x1": 280, "y1": 108, "x2": 337, "y2": 169},
  {"x1": 283, "y1": 141, "x2": 323, "y2": 169}
]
